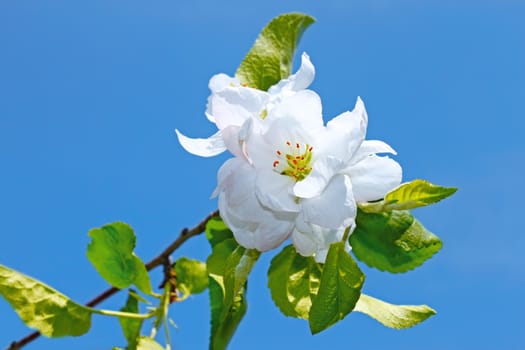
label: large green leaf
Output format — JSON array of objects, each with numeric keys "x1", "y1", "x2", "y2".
[
  {"x1": 207, "y1": 238, "x2": 260, "y2": 350},
  {"x1": 205, "y1": 217, "x2": 234, "y2": 248},
  {"x1": 360, "y1": 179, "x2": 457, "y2": 213},
  {"x1": 119, "y1": 291, "x2": 143, "y2": 350},
  {"x1": 309, "y1": 242, "x2": 365, "y2": 334},
  {"x1": 354, "y1": 294, "x2": 436, "y2": 329},
  {"x1": 350, "y1": 209, "x2": 442, "y2": 273},
  {"x1": 175, "y1": 257, "x2": 208, "y2": 297},
  {"x1": 267, "y1": 245, "x2": 321, "y2": 319},
  {"x1": 236, "y1": 13, "x2": 315, "y2": 91},
  {"x1": 0, "y1": 264, "x2": 92, "y2": 337},
  {"x1": 87, "y1": 222, "x2": 152, "y2": 295}
]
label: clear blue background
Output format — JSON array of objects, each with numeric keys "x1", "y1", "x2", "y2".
[{"x1": 1, "y1": 1, "x2": 524, "y2": 349}]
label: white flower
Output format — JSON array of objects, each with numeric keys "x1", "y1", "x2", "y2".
[
  {"x1": 175, "y1": 52, "x2": 315, "y2": 158},
  {"x1": 177, "y1": 54, "x2": 402, "y2": 262},
  {"x1": 237, "y1": 92, "x2": 401, "y2": 261}
]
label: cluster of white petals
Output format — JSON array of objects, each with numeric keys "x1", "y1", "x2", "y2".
[{"x1": 177, "y1": 53, "x2": 402, "y2": 262}]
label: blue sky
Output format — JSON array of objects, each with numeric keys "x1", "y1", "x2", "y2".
[{"x1": 1, "y1": 0, "x2": 524, "y2": 349}]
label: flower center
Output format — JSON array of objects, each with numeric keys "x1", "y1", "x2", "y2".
[{"x1": 272, "y1": 141, "x2": 314, "y2": 182}]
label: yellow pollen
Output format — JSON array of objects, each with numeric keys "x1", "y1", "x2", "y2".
[{"x1": 273, "y1": 141, "x2": 314, "y2": 182}]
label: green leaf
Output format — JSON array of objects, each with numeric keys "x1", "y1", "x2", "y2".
[
  {"x1": 119, "y1": 291, "x2": 143, "y2": 350},
  {"x1": 308, "y1": 242, "x2": 365, "y2": 334},
  {"x1": 360, "y1": 180, "x2": 457, "y2": 213},
  {"x1": 350, "y1": 209, "x2": 442, "y2": 273},
  {"x1": 87, "y1": 222, "x2": 152, "y2": 295},
  {"x1": 207, "y1": 239, "x2": 260, "y2": 350},
  {"x1": 267, "y1": 245, "x2": 322, "y2": 319},
  {"x1": 205, "y1": 217, "x2": 234, "y2": 248},
  {"x1": 136, "y1": 336, "x2": 164, "y2": 350},
  {"x1": 0, "y1": 264, "x2": 92, "y2": 337},
  {"x1": 236, "y1": 13, "x2": 315, "y2": 91},
  {"x1": 175, "y1": 257, "x2": 208, "y2": 297},
  {"x1": 354, "y1": 293, "x2": 436, "y2": 329}
]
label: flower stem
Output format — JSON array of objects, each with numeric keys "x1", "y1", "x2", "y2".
[{"x1": 342, "y1": 226, "x2": 352, "y2": 243}]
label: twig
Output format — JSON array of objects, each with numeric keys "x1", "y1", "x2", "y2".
[{"x1": 6, "y1": 210, "x2": 220, "y2": 350}]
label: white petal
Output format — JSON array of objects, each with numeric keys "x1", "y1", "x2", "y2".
[
  {"x1": 205, "y1": 73, "x2": 238, "y2": 123},
  {"x1": 292, "y1": 224, "x2": 350, "y2": 263},
  {"x1": 268, "y1": 52, "x2": 315, "y2": 94},
  {"x1": 348, "y1": 139, "x2": 397, "y2": 166},
  {"x1": 208, "y1": 73, "x2": 238, "y2": 92},
  {"x1": 207, "y1": 86, "x2": 268, "y2": 130},
  {"x1": 293, "y1": 156, "x2": 343, "y2": 198},
  {"x1": 268, "y1": 90, "x2": 324, "y2": 131},
  {"x1": 221, "y1": 125, "x2": 244, "y2": 159},
  {"x1": 314, "y1": 227, "x2": 348, "y2": 263},
  {"x1": 252, "y1": 215, "x2": 295, "y2": 251},
  {"x1": 299, "y1": 174, "x2": 356, "y2": 229},
  {"x1": 323, "y1": 97, "x2": 368, "y2": 162},
  {"x1": 255, "y1": 169, "x2": 299, "y2": 213},
  {"x1": 175, "y1": 129, "x2": 226, "y2": 157},
  {"x1": 219, "y1": 192, "x2": 294, "y2": 252},
  {"x1": 221, "y1": 159, "x2": 266, "y2": 222},
  {"x1": 346, "y1": 155, "x2": 402, "y2": 202},
  {"x1": 292, "y1": 228, "x2": 319, "y2": 257},
  {"x1": 246, "y1": 116, "x2": 316, "y2": 172},
  {"x1": 218, "y1": 194, "x2": 258, "y2": 249},
  {"x1": 211, "y1": 157, "x2": 241, "y2": 198}
]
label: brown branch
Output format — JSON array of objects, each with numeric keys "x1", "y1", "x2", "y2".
[{"x1": 6, "y1": 210, "x2": 220, "y2": 350}]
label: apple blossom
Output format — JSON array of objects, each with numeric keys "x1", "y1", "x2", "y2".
[
  {"x1": 177, "y1": 55, "x2": 402, "y2": 262},
  {"x1": 175, "y1": 52, "x2": 315, "y2": 158},
  {"x1": 210, "y1": 95, "x2": 401, "y2": 261}
]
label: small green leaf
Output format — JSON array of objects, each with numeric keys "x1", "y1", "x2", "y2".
[
  {"x1": 267, "y1": 245, "x2": 321, "y2": 319},
  {"x1": 236, "y1": 13, "x2": 315, "y2": 91},
  {"x1": 119, "y1": 291, "x2": 143, "y2": 350},
  {"x1": 205, "y1": 217, "x2": 234, "y2": 248},
  {"x1": 87, "y1": 222, "x2": 152, "y2": 295},
  {"x1": 207, "y1": 238, "x2": 260, "y2": 350},
  {"x1": 308, "y1": 242, "x2": 365, "y2": 334},
  {"x1": 0, "y1": 264, "x2": 92, "y2": 337},
  {"x1": 175, "y1": 257, "x2": 208, "y2": 297},
  {"x1": 360, "y1": 180, "x2": 457, "y2": 213},
  {"x1": 136, "y1": 336, "x2": 164, "y2": 350},
  {"x1": 350, "y1": 209, "x2": 442, "y2": 273},
  {"x1": 354, "y1": 293, "x2": 436, "y2": 329}
]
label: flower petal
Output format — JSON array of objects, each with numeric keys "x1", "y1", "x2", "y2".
[
  {"x1": 268, "y1": 52, "x2": 315, "y2": 94},
  {"x1": 293, "y1": 156, "x2": 343, "y2": 198},
  {"x1": 347, "y1": 139, "x2": 397, "y2": 167},
  {"x1": 312, "y1": 227, "x2": 349, "y2": 263},
  {"x1": 207, "y1": 86, "x2": 268, "y2": 130},
  {"x1": 252, "y1": 214, "x2": 295, "y2": 251},
  {"x1": 211, "y1": 157, "x2": 240, "y2": 198},
  {"x1": 255, "y1": 169, "x2": 299, "y2": 213},
  {"x1": 221, "y1": 125, "x2": 244, "y2": 159},
  {"x1": 346, "y1": 155, "x2": 402, "y2": 202},
  {"x1": 208, "y1": 73, "x2": 238, "y2": 93},
  {"x1": 292, "y1": 227, "x2": 318, "y2": 257},
  {"x1": 268, "y1": 90, "x2": 324, "y2": 131},
  {"x1": 322, "y1": 97, "x2": 368, "y2": 162},
  {"x1": 218, "y1": 158, "x2": 266, "y2": 222},
  {"x1": 218, "y1": 194, "x2": 258, "y2": 248},
  {"x1": 175, "y1": 129, "x2": 226, "y2": 157},
  {"x1": 298, "y1": 174, "x2": 356, "y2": 229},
  {"x1": 292, "y1": 224, "x2": 349, "y2": 263},
  {"x1": 219, "y1": 193, "x2": 294, "y2": 251}
]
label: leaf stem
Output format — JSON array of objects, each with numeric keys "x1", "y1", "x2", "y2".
[
  {"x1": 88, "y1": 308, "x2": 155, "y2": 320},
  {"x1": 6, "y1": 210, "x2": 220, "y2": 350}
]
